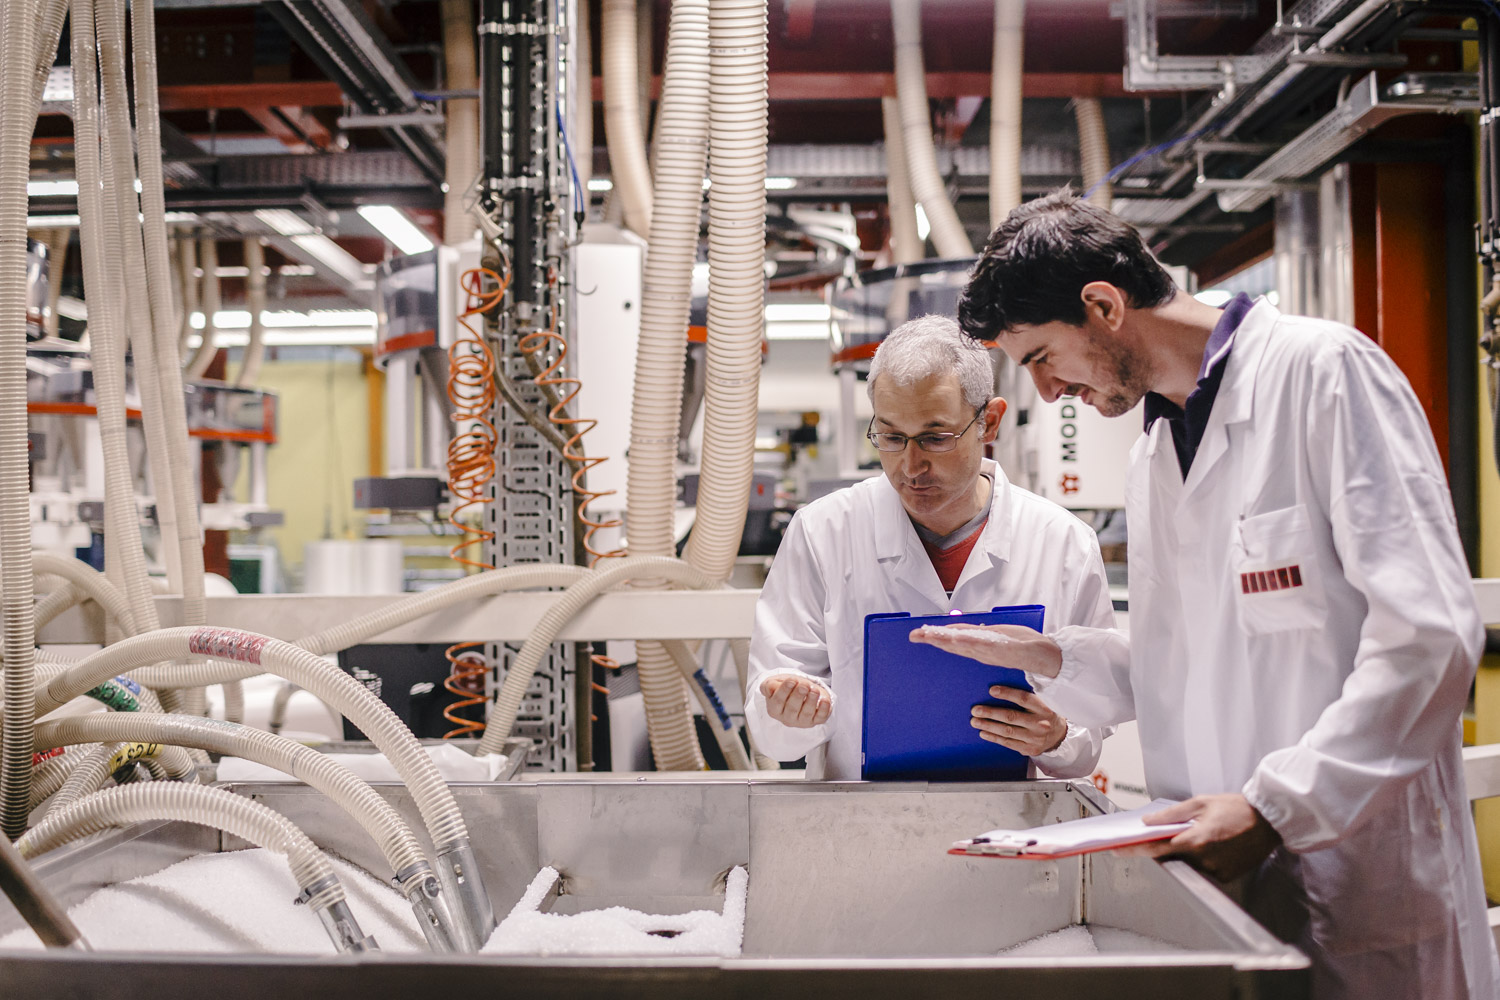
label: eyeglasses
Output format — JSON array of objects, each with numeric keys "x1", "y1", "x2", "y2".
[{"x1": 866, "y1": 408, "x2": 986, "y2": 454}]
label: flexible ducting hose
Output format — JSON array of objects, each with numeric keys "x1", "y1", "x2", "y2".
[
  {"x1": 34, "y1": 712, "x2": 459, "y2": 952},
  {"x1": 728, "y1": 635, "x2": 777, "y2": 769},
  {"x1": 18, "y1": 783, "x2": 377, "y2": 953},
  {"x1": 478, "y1": 555, "x2": 718, "y2": 754},
  {"x1": 97, "y1": 0, "x2": 183, "y2": 617},
  {"x1": 31, "y1": 555, "x2": 136, "y2": 637},
  {"x1": 184, "y1": 237, "x2": 220, "y2": 380},
  {"x1": 678, "y1": 0, "x2": 768, "y2": 589},
  {"x1": 1075, "y1": 96, "x2": 1111, "y2": 210},
  {"x1": 35, "y1": 626, "x2": 494, "y2": 947},
  {"x1": 990, "y1": 0, "x2": 1024, "y2": 227},
  {"x1": 890, "y1": 0, "x2": 972, "y2": 258},
  {"x1": 441, "y1": 0, "x2": 480, "y2": 245},
  {"x1": 130, "y1": 0, "x2": 214, "y2": 723},
  {"x1": 29, "y1": 745, "x2": 89, "y2": 812},
  {"x1": 627, "y1": 0, "x2": 712, "y2": 771},
  {"x1": 235, "y1": 238, "x2": 266, "y2": 387},
  {"x1": 661, "y1": 639, "x2": 751, "y2": 769},
  {"x1": 175, "y1": 237, "x2": 198, "y2": 358},
  {"x1": 602, "y1": 0, "x2": 654, "y2": 236},
  {"x1": 27, "y1": 0, "x2": 69, "y2": 118},
  {"x1": 1, "y1": 0, "x2": 40, "y2": 841},
  {"x1": 46, "y1": 741, "x2": 151, "y2": 814},
  {"x1": 575, "y1": 0, "x2": 594, "y2": 196},
  {"x1": 881, "y1": 96, "x2": 923, "y2": 265}
]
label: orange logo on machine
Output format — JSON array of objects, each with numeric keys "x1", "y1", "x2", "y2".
[
  {"x1": 1091, "y1": 770, "x2": 1109, "y2": 795},
  {"x1": 1059, "y1": 473, "x2": 1080, "y2": 495}
]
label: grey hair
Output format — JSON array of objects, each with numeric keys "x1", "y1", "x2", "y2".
[{"x1": 867, "y1": 314, "x2": 995, "y2": 410}]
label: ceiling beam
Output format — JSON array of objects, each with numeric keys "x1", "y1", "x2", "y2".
[{"x1": 159, "y1": 81, "x2": 346, "y2": 111}]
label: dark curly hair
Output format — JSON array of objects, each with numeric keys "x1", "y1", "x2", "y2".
[{"x1": 957, "y1": 188, "x2": 1177, "y2": 341}]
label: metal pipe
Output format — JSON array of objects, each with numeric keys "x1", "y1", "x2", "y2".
[{"x1": 0, "y1": 835, "x2": 87, "y2": 949}]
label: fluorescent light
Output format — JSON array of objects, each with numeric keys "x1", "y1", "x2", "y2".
[
  {"x1": 765, "y1": 302, "x2": 830, "y2": 323},
  {"x1": 56, "y1": 296, "x2": 88, "y2": 321},
  {"x1": 357, "y1": 204, "x2": 435, "y2": 256},
  {"x1": 765, "y1": 321, "x2": 831, "y2": 341},
  {"x1": 290, "y1": 233, "x2": 369, "y2": 286},
  {"x1": 915, "y1": 205, "x2": 931, "y2": 242},
  {"x1": 190, "y1": 309, "x2": 378, "y2": 331},
  {"x1": 1194, "y1": 289, "x2": 1232, "y2": 307},
  {"x1": 254, "y1": 208, "x2": 314, "y2": 237},
  {"x1": 587, "y1": 178, "x2": 613, "y2": 192},
  {"x1": 764, "y1": 177, "x2": 797, "y2": 190},
  {"x1": 28, "y1": 179, "x2": 78, "y2": 197},
  {"x1": 26, "y1": 214, "x2": 79, "y2": 228},
  {"x1": 186, "y1": 329, "x2": 376, "y2": 348}
]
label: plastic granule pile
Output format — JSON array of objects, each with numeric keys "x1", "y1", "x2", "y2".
[
  {"x1": 0, "y1": 848, "x2": 425, "y2": 954},
  {"x1": 483, "y1": 865, "x2": 748, "y2": 957},
  {"x1": 1002, "y1": 924, "x2": 1186, "y2": 957},
  {"x1": 216, "y1": 745, "x2": 508, "y2": 783}
]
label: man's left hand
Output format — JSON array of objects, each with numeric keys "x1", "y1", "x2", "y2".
[
  {"x1": 970, "y1": 686, "x2": 1069, "y2": 756},
  {"x1": 1117, "y1": 793, "x2": 1281, "y2": 882}
]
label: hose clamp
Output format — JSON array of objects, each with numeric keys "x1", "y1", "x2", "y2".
[{"x1": 294, "y1": 873, "x2": 340, "y2": 907}]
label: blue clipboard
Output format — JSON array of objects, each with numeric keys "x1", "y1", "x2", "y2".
[{"x1": 861, "y1": 605, "x2": 1046, "y2": 781}]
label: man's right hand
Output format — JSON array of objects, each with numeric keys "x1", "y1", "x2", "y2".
[
  {"x1": 909, "y1": 623, "x2": 1064, "y2": 679},
  {"x1": 760, "y1": 675, "x2": 832, "y2": 728}
]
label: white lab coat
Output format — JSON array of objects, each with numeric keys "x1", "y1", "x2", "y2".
[
  {"x1": 746, "y1": 460, "x2": 1116, "y2": 780},
  {"x1": 1035, "y1": 301, "x2": 1499, "y2": 1000}
]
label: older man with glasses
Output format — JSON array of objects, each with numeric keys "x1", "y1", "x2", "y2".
[{"x1": 744, "y1": 315, "x2": 1116, "y2": 779}]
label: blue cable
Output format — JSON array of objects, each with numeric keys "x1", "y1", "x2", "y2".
[
  {"x1": 1084, "y1": 126, "x2": 1211, "y2": 201},
  {"x1": 693, "y1": 669, "x2": 734, "y2": 732},
  {"x1": 556, "y1": 106, "x2": 586, "y2": 218}
]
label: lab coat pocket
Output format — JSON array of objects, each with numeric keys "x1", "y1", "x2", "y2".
[{"x1": 1233, "y1": 504, "x2": 1327, "y2": 635}]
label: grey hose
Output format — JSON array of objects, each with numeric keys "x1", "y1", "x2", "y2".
[
  {"x1": 1, "y1": 0, "x2": 41, "y2": 841},
  {"x1": 29, "y1": 745, "x2": 91, "y2": 812},
  {"x1": 17, "y1": 783, "x2": 376, "y2": 953},
  {"x1": 661, "y1": 640, "x2": 752, "y2": 770},
  {"x1": 36, "y1": 626, "x2": 493, "y2": 947},
  {"x1": 184, "y1": 237, "x2": 220, "y2": 381},
  {"x1": 34, "y1": 712, "x2": 458, "y2": 952},
  {"x1": 31, "y1": 554, "x2": 136, "y2": 637},
  {"x1": 478, "y1": 556, "x2": 719, "y2": 754},
  {"x1": 234, "y1": 238, "x2": 266, "y2": 387}
]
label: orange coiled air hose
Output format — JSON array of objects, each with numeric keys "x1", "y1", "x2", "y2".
[
  {"x1": 518, "y1": 289, "x2": 626, "y2": 568},
  {"x1": 442, "y1": 267, "x2": 507, "y2": 738}
]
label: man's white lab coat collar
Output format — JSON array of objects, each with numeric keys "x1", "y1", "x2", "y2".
[
  {"x1": 872, "y1": 458, "x2": 1015, "y2": 567},
  {"x1": 1154, "y1": 297, "x2": 1279, "y2": 495}
]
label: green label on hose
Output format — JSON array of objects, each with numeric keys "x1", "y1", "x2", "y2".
[{"x1": 86, "y1": 682, "x2": 140, "y2": 713}]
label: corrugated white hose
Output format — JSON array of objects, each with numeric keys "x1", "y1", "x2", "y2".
[
  {"x1": 1075, "y1": 96, "x2": 1112, "y2": 210},
  {"x1": 184, "y1": 237, "x2": 220, "y2": 381},
  {"x1": 35, "y1": 712, "x2": 460, "y2": 953},
  {"x1": 661, "y1": 640, "x2": 751, "y2": 770},
  {"x1": 17, "y1": 783, "x2": 377, "y2": 953},
  {"x1": 29, "y1": 745, "x2": 91, "y2": 813},
  {"x1": 45, "y1": 743, "x2": 129, "y2": 814},
  {"x1": 73, "y1": 0, "x2": 158, "y2": 640},
  {"x1": 34, "y1": 585, "x2": 83, "y2": 631},
  {"x1": 881, "y1": 96, "x2": 923, "y2": 265},
  {"x1": 130, "y1": 0, "x2": 214, "y2": 726},
  {"x1": 234, "y1": 238, "x2": 266, "y2": 387},
  {"x1": 96, "y1": 0, "x2": 182, "y2": 619},
  {"x1": 478, "y1": 556, "x2": 719, "y2": 754},
  {"x1": 603, "y1": 0, "x2": 654, "y2": 236},
  {"x1": 36, "y1": 626, "x2": 494, "y2": 948},
  {"x1": 0, "y1": 0, "x2": 41, "y2": 842},
  {"x1": 27, "y1": 0, "x2": 70, "y2": 117},
  {"x1": 175, "y1": 237, "x2": 198, "y2": 358},
  {"x1": 129, "y1": 564, "x2": 591, "y2": 690},
  {"x1": 440, "y1": 0, "x2": 479, "y2": 245},
  {"x1": 627, "y1": 0, "x2": 712, "y2": 772},
  {"x1": 889, "y1": 0, "x2": 973, "y2": 259},
  {"x1": 681, "y1": 0, "x2": 768, "y2": 585},
  {"x1": 574, "y1": 0, "x2": 594, "y2": 196},
  {"x1": 989, "y1": 0, "x2": 1025, "y2": 228},
  {"x1": 31, "y1": 554, "x2": 136, "y2": 636}
]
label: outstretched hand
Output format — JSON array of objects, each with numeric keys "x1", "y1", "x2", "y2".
[{"x1": 909, "y1": 623, "x2": 1064, "y2": 679}]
